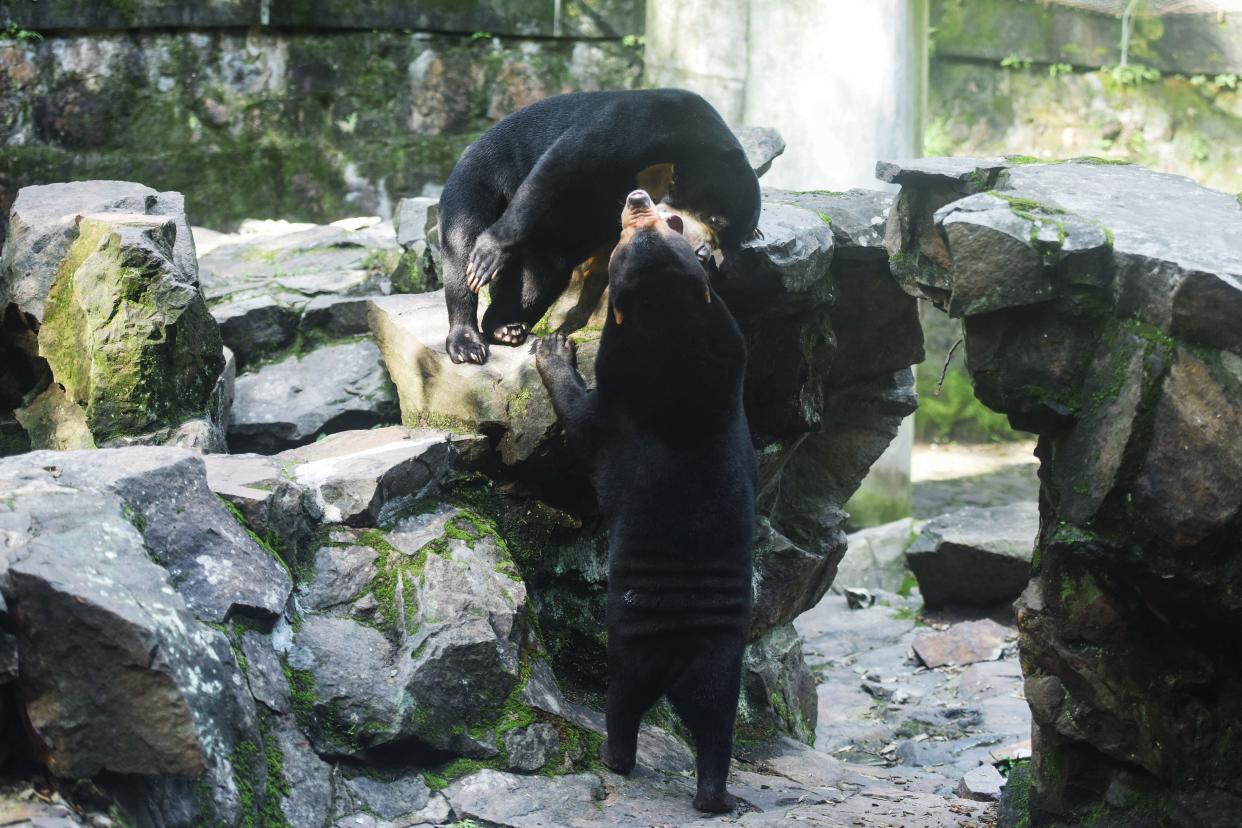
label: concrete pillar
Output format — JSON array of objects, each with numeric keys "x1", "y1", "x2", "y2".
[{"x1": 645, "y1": 0, "x2": 928, "y2": 189}]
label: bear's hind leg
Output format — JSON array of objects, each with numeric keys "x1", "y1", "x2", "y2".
[
  {"x1": 667, "y1": 642, "x2": 745, "y2": 813},
  {"x1": 479, "y1": 253, "x2": 535, "y2": 348},
  {"x1": 601, "y1": 639, "x2": 664, "y2": 776}
]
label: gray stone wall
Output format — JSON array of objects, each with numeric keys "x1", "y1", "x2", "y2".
[
  {"x1": 927, "y1": 0, "x2": 1242, "y2": 194},
  {"x1": 0, "y1": 2, "x2": 645, "y2": 238}
]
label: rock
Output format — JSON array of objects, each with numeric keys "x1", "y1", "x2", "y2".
[
  {"x1": 277, "y1": 427, "x2": 459, "y2": 526},
  {"x1": 835, "y1": 518, "x2": 917, "y2": 594},
  {"x1": 741, "y1": 623, "x2": 818, "y2": 745},
  {"x1": 287, "y1": 508, "x2": 534, "y2": 757},
  {"x1": 0, "y1": 448, "x2": 291, "y2": 624},
  {"x1": 302, "y1": 545, "x2": 380, "y2": 611},
  {"x1": 444, "y1": 771, "x2": 604, "y2": 828},
  {"x1": 882, "y1": 159, "x2": 1242, "y2": 821},
  {"x1": 343, "y1": 773, "x2": 431, "y2": 820},
  {"x1": 723, "y1": 201, "x2": 835, "y2": 312},
  {"x1": 843, "y1": 587, "x2": 876, "y2": 610},
  {"x1": 271, "y1": 722, "x2": 335, "y2": 828},
  {"x1": 905, "y1": 503, "x2": 1038, "y2": 608},
  {"x1": 957, "y1": 763, "x2": 1006, "y2": 802},
  {"x1": 732, "y1": 126, "x2": 786, "y2": 177},
  {"x1": 7, "y1": 207, "x2": 225, "y2": 450},
  {"x1": 1132, "y1": 348, "x2": 1242, "y2": 548},
  {"x1": 227, "y1": 338, "x2": 399, "y2": 454},
  {"x1": 766, "y1": 188, "x2": 893, "y2": 261},
  {"x1": 912, "y1": 619, "x2": 1011, "y2": 669},
  {"x1": 392, "y1": 196, "x2": 441, "y2": 293},
  {"x1": 368, "y1": 291, "x2": 599, "y2": 468},
  {"x1": 0, "y1": 466, "x2": 254, "y2": 781},
  {"x1": 300, "y1": 294, "x2": 374, "y2": 337},
  {"x1": 503, "y1": 722, "x2": 560, "y2": 772},
  {"x1": 205, "y1": 427, "x2": 481, "y2": 550},
  {"x1": 0, "y1": 181, "x2": 195, "y2": 324},
  {"x1": 200, "y1": 220, "x2": 400, "y2": 367},
  {"x1": 876, "y1": 156, "x2": 1009, "y2": 190},
  {"x1": 211, "y1": 295, "x2": 302, "y2": 368},
  {"x1": 240, "y1": 630, "x2": 291, "y2": 715}
]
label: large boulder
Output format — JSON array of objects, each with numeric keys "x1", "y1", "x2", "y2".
[
  {"x1": 883, "y1": 156, "x2": 1242, "y2": 825},
  {"x1": 905, "y1": 503, "x2": 1038, "y2": 608},
  {"x1": 0, "y1": 454, "x2": 273, "y2": 826},
  {"x1": 1, "y1": 183, "x2": 228, "y2": 451}
]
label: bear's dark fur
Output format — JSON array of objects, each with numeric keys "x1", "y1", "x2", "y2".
[
  {"x1": 439, "y1": 88, "x2": 761, "y2": 364},
  {"x1": 535, "y1": 190, "x2": 757, "y2": 813}
]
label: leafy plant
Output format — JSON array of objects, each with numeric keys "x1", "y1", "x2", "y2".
[
  {"x1": 1104, "y1": 63, "x2": 1161, "y2": 86},
  {"x1": 3, "y1": 23, "x2": 42, "y2": 42},
  {"x1": 1048, "y1": 62, "x2": 1073, "y2": 78},
  {"x1": 1000, "y1": 54, "x2": 1032, "y2": 71}
]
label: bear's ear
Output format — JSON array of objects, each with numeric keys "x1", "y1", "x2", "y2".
[{"x1": 665, "y1": 214, "x2": 685, "y2": 234}]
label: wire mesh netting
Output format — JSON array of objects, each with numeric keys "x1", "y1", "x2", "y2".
[{"x1": 1045, "y1": 0, "x2": 1242, "y2": 13}]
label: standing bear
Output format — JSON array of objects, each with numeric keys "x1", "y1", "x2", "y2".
[
  {"x1": 535, "y1": 189, "x2": 757, "y2": 813},
  {"x1": 439, "y1": 88, "x2": 761, "y2": 364}
]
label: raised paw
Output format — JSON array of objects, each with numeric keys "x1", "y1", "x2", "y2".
[
  {"x1": 535, "y1": 332, "x2": 577, "y2": 372},
  {"x1": 465, "y1": 230, "x2": 511, "y2": 294},
  {"x1": 489, "y1": 322, "x2": 530, "y2": 347},
  {"x1": 446, "y1": 325, "x2": 489, "y2": 365},
  {"x1": 599, "y1": 739, "x2": 635, "y2": 776},
  {"x1": 693, "y1": 789, "x2": 740, "y2": 814}
]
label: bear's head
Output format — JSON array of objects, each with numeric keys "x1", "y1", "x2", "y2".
[
  {"x1": 661, "y1": 147, "x2": 761, "y2": 254},
  {"x1": 607, "y1": 189, "x2": 714, "y2": 328}
]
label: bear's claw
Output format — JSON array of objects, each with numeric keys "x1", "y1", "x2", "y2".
[
  {"x1": 490, "y1": 322, "x2": 530, "y2": 346},
  {"x1": 466, "y1": 231, "x2": 510, "y2": 293},
  {"x1": 447, "y1": 326, "x2": 490, "y2": 364}
]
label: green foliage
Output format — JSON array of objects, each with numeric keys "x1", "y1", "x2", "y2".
[
  {"x1": 1000, "y1": 54, "x2": 1032, "y2": 71},
  {"x1": 896, "y1": 570, "x2": 919, "y2": 599},
  {"x1": 3, "y1": 23, "x2": 42, "y2": 41},
  {"x1": 621, "y1": 34, "x2": 645, "y2": 48},
  {"x1": 915, "y1": 365, "x2": 1019, "y2": 444},
  {"x1": 1104, "y1": 63, "x2": 1162, "y2": 86},
  {"x1": 1048, "y1": 62, "x2": 1073, "y2": 78}
]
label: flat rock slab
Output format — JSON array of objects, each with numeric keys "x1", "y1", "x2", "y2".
[
  {"x1": 227, "y1": 338, "x2": 399, "y2": 454},
  {"x1": 368, "y1": 291, "x2": 599, "y2": 468},
  {"x1": 766, "y1": 188, "x2": 893, "y2": 260},
  {"x1": 206, "y1": 426, "x2": 468, "y2": 528},
  {"x1": 906, "y1": 502, "x2": 1038, "y2": 608},
  {"x1": 835, "y1": 517, "x2": 917, "y2": 593},
  {"x1": 913, "y1": 619, "x2": 1013, "y2": 669}
]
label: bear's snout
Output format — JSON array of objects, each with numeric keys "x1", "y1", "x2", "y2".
[{"x1": 626, "y1": 190, "x2": 654, "y2": 210}]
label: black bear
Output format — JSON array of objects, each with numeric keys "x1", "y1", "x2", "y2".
[
  {"x1": 439, "y1": 88, "x2": 762, "y2": 364},
  {"x1": 535, "y1": 190, "x2": 757, "y2": 813}
]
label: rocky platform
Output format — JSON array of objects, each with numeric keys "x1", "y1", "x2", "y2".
[
  {"x1": 0, "y1": 171, "x2": 970, "y2": 826},
  {"x1": 884, "y1": 156, "x2": 1242, "y2": 826}
]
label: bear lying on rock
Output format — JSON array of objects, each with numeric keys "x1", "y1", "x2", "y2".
[
  {"x1": 535, "y1": 189, "x2": 757, "y2": 813},
  {"x1": 439, "y1": 88, "x2": 761, "y2": 364}
]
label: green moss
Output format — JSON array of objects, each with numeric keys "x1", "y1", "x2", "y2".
[
  {"x1": 406, "y1": 409, "x2": 475, "y2": 435},
  {"x1": 816, "y1": 212, "x2": 833, "y2": 226}
]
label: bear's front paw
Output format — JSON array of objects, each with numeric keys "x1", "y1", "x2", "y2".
[
  {"x1": 535, "y1": 332, "x2": 577, "y2": 372},
  {"x1": 447, "y1": 326, "x2": 490, "y2": 364},
  {"x1": 466, "y1": 230, "x2": 511, "y2": 293}
]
